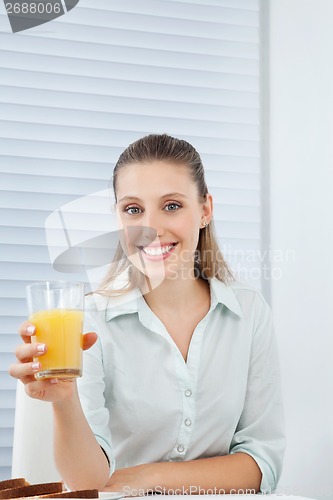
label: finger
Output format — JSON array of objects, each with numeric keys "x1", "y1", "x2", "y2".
[
  {"x1": 8, "y1": 360, "x2": 42, "y2": 381},
  {"x1": 82, "y1": 332, "x2": 98, "y2": 351},
  {"x1": 26, "y1": 377, "x2": 75, "y2": 399},
  {"x1": 15, "y1": 342, "x2": 47, "y2": 363},
  {"x1": 19, "y1": 321, "x2": 36, "y2": 343},
  {"x1": 24, "y1": 378, "x2": 63, "y2": 399}
]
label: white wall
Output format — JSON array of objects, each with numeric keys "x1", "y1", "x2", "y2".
[{"x1": 269, "y1": 1, "x2": 333, "y2": 499}]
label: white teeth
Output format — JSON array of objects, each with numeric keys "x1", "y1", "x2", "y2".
[{"x1": 142, "y1": 244, "x2": 175, "y2": 256}]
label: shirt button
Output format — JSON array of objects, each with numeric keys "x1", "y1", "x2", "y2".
[
  {"x1": 177, "y1": 445, "x2": 185, "y2": 453},
  {"x1": 185, "y1": 389, "x2": 192, "y2": 397},
  {"x1": 185, "y1": 418, "x2": 192, "y2": 426}
]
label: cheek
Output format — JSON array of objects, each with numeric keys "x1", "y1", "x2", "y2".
[
  {"x1": 115, "y1": 213, "x2": 130, "y2": 252},
  {"x1": 116, "y1": 214, "x2": 138, "y2": 255},
  {"x1": 174, "y1": 215, "x2": 200, "y2": 245},
  {"x1": 116, "y1": 210, "x2": 127, "y2": 232}
]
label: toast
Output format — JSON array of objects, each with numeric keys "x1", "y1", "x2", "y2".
[
  {"x1": 0, "y1": 481, "x2": 30, "y2": 493},
  {"x1": 24, "y1": 490, "x2": 99, "y2": 499},
  {"x1": 0, "y1": 483, "x2": 63, "y2": 499}
]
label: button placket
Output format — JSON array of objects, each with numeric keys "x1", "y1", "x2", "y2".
[
  {"x1": 169, "y1": 317, "x2": 209, "y2": 462},
  {"x1": 167, "y1": 387, "x2": 193, "y2": 459},
  {"x1": 173, "y1": 381, "x2": 196, "y2": 459},
  {"x1": 178, "y1": 318, "x2": 208, "y2": 454}
]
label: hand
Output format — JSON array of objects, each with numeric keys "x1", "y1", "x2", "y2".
[
  {"x1": 8, "y1": 321, "x2": 97, "y2": 403},
  {"x1": 103, "y1": 464, "x2": 157, "y2": 496}
]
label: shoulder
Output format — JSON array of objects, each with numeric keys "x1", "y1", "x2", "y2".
[
  {"x1": 229, "y1": 282, "x2": 274, "y2": 341},
  {"x1": 84, "y1": 293, "x2": 109, "y2": 313},
  {"x1": 229, "y1": 280, "x2": 268, "y2": 307},
  {"x1": 83, "y1": 289, "x2": 141, "y2": 333},
  {"x1": 224, "y1": 279, "x2": 271, "y2": 324},
  {"x1": 83, "y1": 293, "x2": 111, "y2": 334}
]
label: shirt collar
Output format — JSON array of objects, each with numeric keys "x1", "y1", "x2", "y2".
[
  {"x1": 103, "y1": 287, "x2": 142, "y2": 322},
  {"x1": 104, "y1": 277, "x2": 243, "y2": 322},
  {"x1": 209, "y1": 277, "x2": 243, "y2": 317}
]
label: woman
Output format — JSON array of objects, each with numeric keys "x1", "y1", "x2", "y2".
[{"x1": 10, "y1": 134, "x2": 285, "y2": 495}]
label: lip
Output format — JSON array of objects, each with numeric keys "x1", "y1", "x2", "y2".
[{"x1": 138, "y1": 243, "x2": 178, "y2": 261}]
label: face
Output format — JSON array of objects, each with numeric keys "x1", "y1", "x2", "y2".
[{"x1": 115, "y1": 161, "x2": 212, "y2": 288}]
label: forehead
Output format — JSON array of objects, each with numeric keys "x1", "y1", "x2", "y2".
[{"x1": 116, "y1": 161, "x2": 198, "y2": 198}]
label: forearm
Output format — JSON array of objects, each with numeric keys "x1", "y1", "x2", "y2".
[
  {"x1": 150, "y1": 452, "x2": 262, "y2": 494},
  {"x1": 52, "y1": 384, "x2": 110, "y2": 491}
]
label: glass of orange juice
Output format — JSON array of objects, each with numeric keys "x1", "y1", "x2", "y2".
[{"x1": 26, "y1": 281, "x2": 84, "y2": 380}]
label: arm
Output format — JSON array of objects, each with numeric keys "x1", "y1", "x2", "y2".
[
  {"x1": 149, "y1": 452, "x2": 261, "y2": 493},
  {"x1": 228, "y1": 294, "x2": 286, "y2": 493},
  {"x1": 105, "y1": 452, "x2": 261, "y2": 494},
  {"x1": 53, "y1": 383, "x2": 110, "y2": 491}
]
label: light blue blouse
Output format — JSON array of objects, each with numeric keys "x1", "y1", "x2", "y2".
[{"x1": 77, "y1": 277, "x2": 285, "y2": 493}]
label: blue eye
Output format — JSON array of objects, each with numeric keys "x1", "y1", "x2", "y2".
[
  {"x1": 165, "y1": 203, "x2": 181, "y2": 212},
  {"x1": 124, "y1": 206, "x2": 142, "y2": 215}
]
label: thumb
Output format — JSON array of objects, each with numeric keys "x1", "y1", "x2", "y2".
[{"x1": 82, "y1": 332, "x2": 98, "y2": 350}]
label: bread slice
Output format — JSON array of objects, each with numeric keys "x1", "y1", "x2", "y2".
[
  {"x1": 0, "y1": 481, "x2": 30, "y2": 493},
  {"x1": 24, "y1": 489, "x2": 99, "y2": 499},
  {"x1": 0, "y1": 483, "x2": 63, "y2": 499}
]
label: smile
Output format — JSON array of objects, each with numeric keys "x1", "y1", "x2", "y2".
[{"x1": 138, "y1": 243, "x2": 178, "y2": 260}]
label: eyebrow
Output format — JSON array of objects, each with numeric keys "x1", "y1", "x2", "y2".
[{"x1": 118, "y1": 192, "x2": 188, "y2": 203}]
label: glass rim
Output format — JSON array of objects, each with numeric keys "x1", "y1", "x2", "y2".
[{"x1": 26, "y1": 280, "x2": 84, "y2": 292}]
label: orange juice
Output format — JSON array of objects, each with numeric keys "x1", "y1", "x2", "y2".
[{"x1": 30, "y1": 308, "x2": 83, "y2": 380}]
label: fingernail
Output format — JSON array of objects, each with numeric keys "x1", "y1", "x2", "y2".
[
  {"x1": 36, "y1": 344, "x2": 46, "y2": 353},
  {"x1": 32, "y1": 362, "x2": 40, "y2": 371},
  {"x1": 50, "y1": 378, "x2": 58, "y2": 384},
  {"x1": 26, "y1": 325, "x2": 36, "y2": 334}
]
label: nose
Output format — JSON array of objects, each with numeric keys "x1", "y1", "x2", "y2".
[{"x1": 143, "y1": 210, "x2": 165, "y2": 238}]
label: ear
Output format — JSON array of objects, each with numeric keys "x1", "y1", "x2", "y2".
[{"x1": 201, "y1": 193, "x2": 213, "y2": 222}]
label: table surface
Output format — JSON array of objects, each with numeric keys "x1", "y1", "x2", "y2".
[{"x1": 128, "y1": 496, "x2": 317, "y2": 499}]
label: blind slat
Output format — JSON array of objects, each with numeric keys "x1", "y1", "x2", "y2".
[
  {"x1": 0, "y1": 136, "x2": 260, "y2": 157},
  {"x1": 1, "y1": 70, "x2": 260, "y2": 106},
  {"x1": 1, "y1": 72, "x2": 259, "y2": 109},
  {"x1": 0, "y1": 319, "x2": 30, "y2": 335},
  {"x1": 0, "y1": 356, "x2": 16, "y2": 376},
  {"x1": 0, "y1": 334, "x2": 20, "y2": 351},
  {"x1": 0, "y1": 51, "x2": 259, "y2": 88},
  {"x1": 0, "y1": 90, "x2": 260, "y2": 124},
  {"x1": 0, "y1": 107, "x2": 260, "y2": 137},
  {"x1": 0, "y1": 429, "x2": 14, "y2": 447},
  {"x1": 0, "y1": 140, "x2": 260, "y2": 164},
  {"x1": 41, "y1": 9, "x2": 260, "y2": 37},
  {"x1": 0, "y1": 393, "x2": 16, "y2": 411},
  {"x1": 0, "y1": 449, "x2": 14, "y2": 467},
  {"x1": 0, "y1": 154, "x2": 260, "y2": 188},
  {"x1": 0, "y1": 409, "x2": 15, "y2": 428},
  {"x1": 1, "y1": 36, "x2": 260, "y2": 70},
  {"x1": 77, "y1": 0, "x2": 259, "y2": 24},
  {"x1": 0, "y1": 468, "x2": 13, "y2": 482}
]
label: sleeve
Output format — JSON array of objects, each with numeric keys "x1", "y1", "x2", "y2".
[
  {"x1": 76, "y1": 308, "x2": 116, "y2": 476},
  {"x1": 229, "y1": 295, "x2": 286, "y2": 493}
]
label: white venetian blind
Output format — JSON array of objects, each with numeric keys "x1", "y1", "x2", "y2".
[{"x1": 0, "y1": 0, "x2": 262, "y2": 480}]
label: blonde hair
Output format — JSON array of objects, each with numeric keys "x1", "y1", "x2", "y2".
[{"x1": 95, "y1": 134, "x2": 233, "y2": 296}]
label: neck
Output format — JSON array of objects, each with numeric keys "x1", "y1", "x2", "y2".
[{"x1": 141, "y1": 274, "x2": 210, "y2": 314}]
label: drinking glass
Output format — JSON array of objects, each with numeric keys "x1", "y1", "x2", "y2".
[{"x1": 26, "y1": 281, "x2": 84, "y2": 380}]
